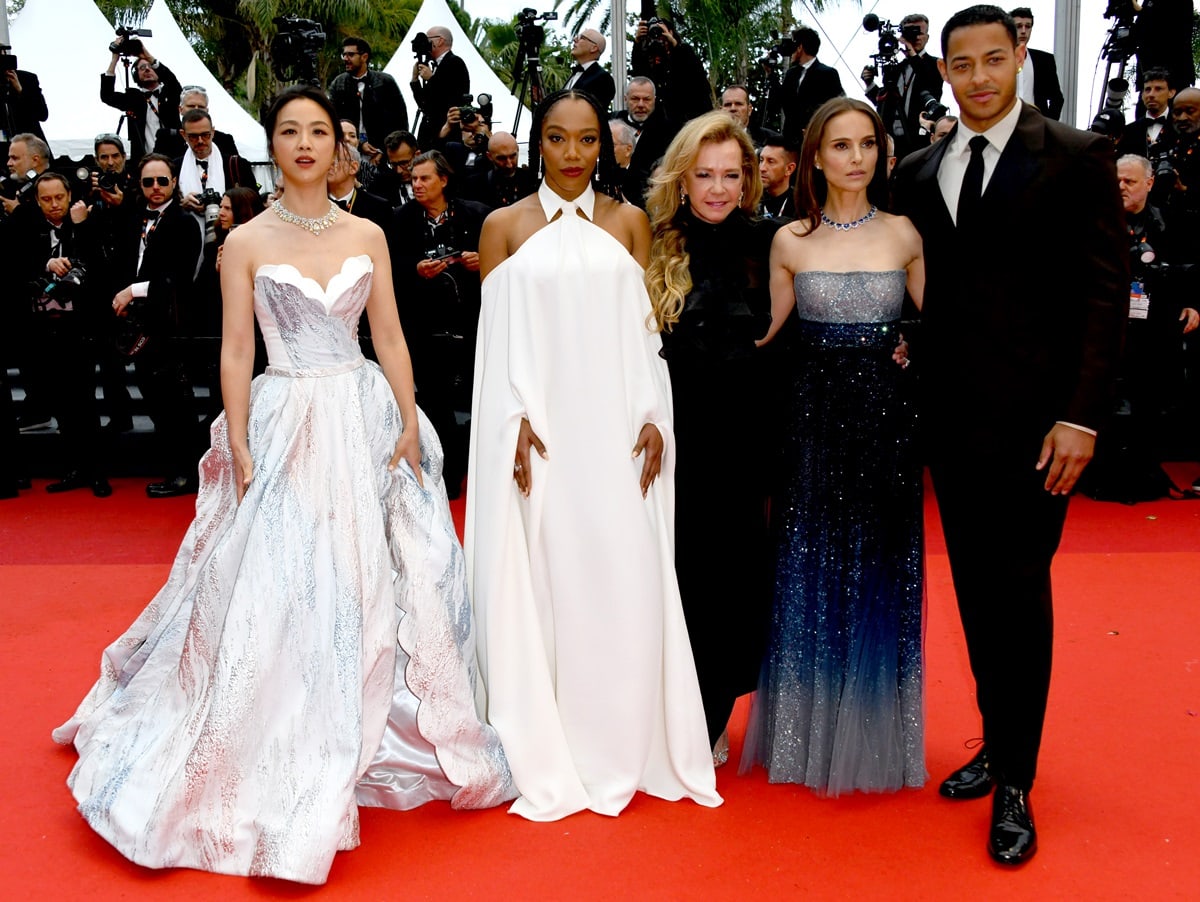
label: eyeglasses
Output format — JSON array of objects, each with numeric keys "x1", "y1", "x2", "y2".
[
  {"x1": 141, "y1": 176, "x2": 171, "y2": 187},
  {"x1": 180, "y1": 85, "x2": 208, "y2": 95},
  {"x1": 183, "y1": 130, "x2": 214, "y2": 142},
  {"x1": 389, "y1": 159, "x2": 414, "y2": 171},
  {"x1": 95, "y1": 133, "x2": 123, "y2": 144},
  {"x1": 576, "y1": 35, "x2": 599, "y2": 48},
  {"x1": 341, "y1": 52, "x2": 361, "y2": 59}
]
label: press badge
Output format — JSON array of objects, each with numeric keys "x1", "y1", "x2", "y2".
[{"x1": 1129, "y1": 281, "x2": 1149, "y2": 320}]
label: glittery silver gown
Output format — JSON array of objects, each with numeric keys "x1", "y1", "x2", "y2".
[
  {"x1": 740, "y1": 270, "x2": 926, "y2": 796},
  {"x1": 53, "y1": 255, "x2": 514, "y2": 884}
]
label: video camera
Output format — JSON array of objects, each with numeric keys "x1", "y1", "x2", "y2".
[
  {"x1": 1102, "y1": 0, "x2": 1139, "y2": 63},
  {"x1": 512, "y1": 9, "x2": 557, "y2": 84},
  {"x1": 0, "y1": 44, "x2": 17, "y2": 72},
  {"x1": 270, "y1": 16, "x2": 325, "y2": 86},
  {"x1": 109, "y1": 26, "x2": 152, "y2": 58},
  {"x1": 1089, "y1": 77, "x2": 1129, "y2": 138},
  {"x1": 412, "y1": 32, "x2": 433, "y2": 66}
]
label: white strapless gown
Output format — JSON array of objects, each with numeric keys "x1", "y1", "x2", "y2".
[{"x1": 53, "y1": 255, "x2": 514, "y2": 885}]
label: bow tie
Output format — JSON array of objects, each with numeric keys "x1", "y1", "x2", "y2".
[
  {"x1": 143, "y1": 208, "x2": 160, "y2": 221},
  {"x1": 571, "y1": 64, "x2": 584, "y2": 74},
  {"x1": 334, "y1": 198, "x2": 351, "y2": 211},
  {"x1": 146, "y1": 89, "x2": 161, "y2": 99}
]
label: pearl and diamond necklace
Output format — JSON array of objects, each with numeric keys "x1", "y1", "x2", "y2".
[{"x1": 271, "y1": 198, "x2": 340, "y2": 236}]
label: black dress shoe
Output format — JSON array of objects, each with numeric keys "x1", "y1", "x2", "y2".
[
  {"x1": 46, "y1": 471, "x2": 89, "y2": 493},
  {"x1": 146, "y1": 476, "x2": 198, "y2": 498},
  {"x1": 17, "y1": 477, "x2": 32, "y2": 490},
  {"x1": 939, "y1": 746, "x2": 994, "y2": 799},
  {"x1": 91, "y1": 478, "x2": 113, "y2": 498},
  {"x1": 989, "y1": 784, "x2": 1037, "y2": 865}
]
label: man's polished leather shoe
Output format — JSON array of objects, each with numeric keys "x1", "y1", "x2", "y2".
[
  {"x1": 46, "y1": 472, "x2": 113, "y2": 498},
  {"x1": 939, "y1": 746, "x2": 994, "y2": 799},
  {"x1": 989, "y1": 784, "x2": 1037, "y2": 865},
  {"x1": 146, "y1": 476, "x2": 198, "y2": 498}
]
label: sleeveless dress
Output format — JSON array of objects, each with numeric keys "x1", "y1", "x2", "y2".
[
  {"x1": 740, "y1": 270, "x2": 926, "y2": 796},
  {"x1": 466, "y1": 186, "x2": 721, "y2": 821},
  {"x1": 53, "y1": 255, "x2": 514, "y2": 884}
]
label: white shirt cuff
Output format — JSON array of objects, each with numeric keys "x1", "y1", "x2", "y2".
[{"x1": 1056, "y1": 420, "x2": 1097, "y2": 437}]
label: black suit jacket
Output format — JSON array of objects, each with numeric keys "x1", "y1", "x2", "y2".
[
  {"x1": 1027, "y1": 48, "x2": 1064, "y2": 121},
  {"x1": 340, "y1": 187, "x2": 394, "y2": 232},
  {"x1": 1116, "y1": 116, "x2": 1174, "y2": 159},
  {"x1": 618, "y1": 108, "x2": 676, "y2": 209},
  {"x1": 99, "y1": 63, "x2": 183, "y2": 162},
  {"x1": 778, "y1": 59, "x2": 844, "y2": 143},
  {"x1": 882, "y1": 53, "x2": 943, "y2": 160},
  {"x1": 155, "y1": 128, "x2": 243, "y2": 166},
  {"x1": 102, "y1": 201, "x2": 201, "y2": 334},
  {"x1": 892, "y1": 104, "x2": 1128, "y2": 443},
  {"x1": 329, "y1": 69, "x2": 409, "y2": 148},
  {"x1": 3, "y1": 71, "x2": 50, "y2": 147},
  {"x1": 570, "y1": 63, "x2": 616, "y2": 112},
  {"x1": 171, "y1": 145, "x2": 257, "y2": 194},
  {"x1": 411, "y1": 51, "x2": 470, "y2": 150}
]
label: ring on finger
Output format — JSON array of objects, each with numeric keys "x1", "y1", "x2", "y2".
[{"x1": 514, "y1": 463, "x2": 523, "y2": 472}]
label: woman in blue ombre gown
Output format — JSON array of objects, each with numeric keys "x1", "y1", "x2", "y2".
[{"x1": 741, "y1": 98, "x2": 927, "y2": 796}]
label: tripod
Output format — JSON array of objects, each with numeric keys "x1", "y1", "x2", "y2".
[{"x1": 511, "y1": 48, "x2": 544, "y2": 135}]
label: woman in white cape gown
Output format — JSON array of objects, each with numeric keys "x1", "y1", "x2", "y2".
[
  {"x1": 465, "y1": 90, "x2": 721, "y2": 821},
  {"x1": 52, "y1": 86, "x2": 513, "y2": 885}
]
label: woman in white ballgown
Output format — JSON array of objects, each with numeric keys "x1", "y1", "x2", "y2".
[
  {"x1": 466, "y1": 89, "x2": 721, "y2": 821},
  {"x1": 53, "y1": 85, "x2": 513, "y2": 885}
]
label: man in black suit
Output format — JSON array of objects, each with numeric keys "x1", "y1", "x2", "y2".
[
  {"x1": 329, "y1": 36, "x2": 408, "y2": 162},
  {"x1": 615, "y1": 77, "x2": 675, "y2": 208},
  {"x1": 721, "y1": 85, "x2": 781, "y2": 149},
  {"x1": 892, "y1": 5, "x2": 1127, "y2": 866},
  {"x1": 564, "y1": 28, "x2": 615, "y2": 112},
  {"x1": 462, "y1": 131, "x2": 536, "y2": 209},
  {"x1": 1117, "y1": 67, "x2": 1176, "y2": 159},
  {"x1": 153, "y1": 87, "x2": 249, "y2": 165},
  {"x1": 776, "y1": 27, "x2": 844, "y2": 144},
  {"x1": 758, "y1": 136, "x2": 797, "y2": 219},
  {"x1": 107, "y1": 154, "x2": 203, "y2": 498},
  {"x1": 881, "y1": 13, "x2": 945, "y2": 160},
  {"x1": 327, "y1": 143, "x2": 392, "y2": 231},
  {"x1": 174, "y1": 110, "x2": 257, "y2": 219},
  {"x1": 2, "y1": 62, "x2": 50, "y2": 148},
  {"x1": 1010, "y1": 8, "x2": 1063, "y2": 120},
  {"x1": 100, "y1": 38, "x2": 182, "y2": 164},
  {"x1": 411, "y1": 26, "x2": 470, "y2": 152}
]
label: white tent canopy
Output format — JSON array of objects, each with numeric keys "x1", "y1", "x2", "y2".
[{"x1": 381, "y1": 0, "x2": 532, "y2": 147}]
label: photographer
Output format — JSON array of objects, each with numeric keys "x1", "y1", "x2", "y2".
[
  {"x1": 410, "y1": 26, "x2": 470, "y2": 152},
  {"x1": 100, "y1": 37, "x2": 182, "y2": 163},
  {"x1": 462, "y1": 131, "x2": 536, "y2": 209},
  {"x1": 1117, "y1": 68, "x2": 1175, "y2": 159},
  {"x1": 3, "y1": 132, "x2": 50, "y2": 216},
  {"x1": 1152, "y1": 87, "x2": 1200, "y2": 262},
  {"x1": 879, "y1": 13, "x2": 944, "y2": 160},
  {"x1": 631, "y1": 16, "x2": 713, "y2": 128},
  {"x1": 774, "y1": 28, "x2": 845, "y2": 143},
  {"x1": 614, "y1": 77, "x2": 674, "y2": 208},
  {"x1": 391, "y1": 150, "x2": 486, "y2": 498},
  {"x1": 1084, "y1": 154, "x2": 1198, "y2": 500},
  {"x1": 329, "y1": 37, "x2": 408, "y2": 163},
  {"x1": 564, "y1": 29, "x2": 616, "y2": 112},
  {"x1": 2, "y1": 53, "x2": 50, "y2": 148},
  {"x1": 153, "y1": 87, "x2": 248, "y2": 167},
  {"x1": 105, "y1": 154, "x2": 202, "y2": 498},
  {"x1": 437, "y1": 101, "x2": 493, "y2": 175},
  {"x1": 372, "y1": 129, "x2": 419, "y2": 207},
  {"x1": 175, "y1": 109, "x2": 256, "y2": 217},
  {"x1": 88, "y1": 133, "x2": 132, "y2": 211},
  {"x1": 6, "y1": 173, "x2": 109, "y2": 496}
]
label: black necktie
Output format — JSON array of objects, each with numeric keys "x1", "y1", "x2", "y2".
[{"x1": 956, "y1": 135, "x2": 989, "y2": 227}]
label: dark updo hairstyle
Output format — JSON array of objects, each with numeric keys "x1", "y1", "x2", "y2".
[
  {"x1": 262, "y1": 84, "x2": 344, "y2": 158},
  {"x1": 223, "y1": 186, "x2": 264, "y2": 226},
  {"x1": 528, "y1": 88, "x2": 623, "y2": 200},
  {"x1": 794, "y1": 97, "x2": 890, "y2": 233}
]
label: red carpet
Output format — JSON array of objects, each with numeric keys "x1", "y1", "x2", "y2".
[{"x1": 2, "y1": 472, "x2": 1198, "y2": 898}]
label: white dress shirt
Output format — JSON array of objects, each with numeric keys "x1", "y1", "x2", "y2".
[{"x1": 937, "y1": 99, "x2": 1022, "y2": 225}]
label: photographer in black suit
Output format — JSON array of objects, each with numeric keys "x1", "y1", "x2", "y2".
[
  {"x1": 329, "y1": 37, "x2": 408, "y2": 162},
  {"x1": 411, "y1": 26, "x2": 470, "y2": 151},
  {"x1": 2, "y1": 56, "x2": 50, "y2": 148},
  {"x1": 1117, "y1": 68, "x2": 1175, "y2": 159},
  {"x1": 100, "y1": 38, "x2": 182, "y2": 164},
  {"x1": 776, "y1": 28, "x2": 845, "y2": 143},
  {"x1": 153, "y1": 87, "x2": 249, "y2": 166},
  {"x1": 564, "y1": 29, "x2": 615, "y2": 112},
  {"x1": 462, "y1": 131, "x2": 535, "y2": 209},
  {"x1": 391, "y1": 150, "x2": 486, "y2": 498},
  {"x1": 883, "y1": 13, "x2": 945, "y2": 160},
  {"x1": 632, "y1": 17, "x2": 713, "y2": 127},
  {"x1": 107, "y1": 154, "x2": 202, "y2": 498}
]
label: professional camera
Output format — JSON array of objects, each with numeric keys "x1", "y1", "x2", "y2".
[
  {"x1": 863, "y1": 15, "x2": 903, "y2": 58},
  {"x1": 425, "y1": 244, "x2": 461, "y2": 262},
  {"x1": 512, "y1": 9, "x2": 557, "y2": 84},
  {"x1": 1102, "y1": 0, "x2": 1139, "y2": 63},
  {"x1": 269, "y1": 16, "x2": 325, "y2": 85},
  {"x1": 109, "y1": 26, "x2": 152, "y2": 58},
  {"x1": 411, "y1": 32, "x2": 433, "y2": 65},
  {"x1": 757, "y1": 30, "x2": 796, "y2": 70},
  {"x1": 199, "y1": 187, "x2": 222, "y2": 244},
  {"x1": 0, "y1": 171, "x2": 39, "y2": 208},
  {"x1": 918, "y1": 90, "x2": 948, "y2": 122},
  {"x1": 458, "y1": 93, "x2": 494, "y2": 127},
  {"x1": 1089, "y1": 76, "x2": 1129, "y2": 138},
  {"x1": 0, "y1": 44, "x2": 17, "y2": 73},
  {"x1": 95, "y1": 169, "x2": 120, "y2": 192},
  {"x1": 1147, "y1": 143, "x2": 1177, "y2": 185},
  {"x1": 30, "y1": 265, "x2": 87, "y2": 315}
]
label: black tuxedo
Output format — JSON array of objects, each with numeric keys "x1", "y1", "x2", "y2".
[
  {"x1": 337, "y1": 187, "x2": 394, "y2": 232},
  {"x1": 881, "y1": 52, "x2": 944, "y2": 160},
  {"x1": 893, "y1": 105, "x2": 1127, "y2": 790},
  {"x1": 1026, "y1": 48, "x2": 1064, "y2": 121},
  {"x1": 329, "y1": 69, "x2": 409, "y2": 149},
  {"x1": 758, "y1": 189, "x2": 795, "y2": 220},
  {"x1": 3, "y1": 70, "x2": 50, "y2": 147},
  {"x1": 462, "y1": 166, "x2": 536, "y2": 209},
  {"x1": 99, "y1": 63, "x2": 182, "y2": 163},
  {"x1": 568, "y1": 62, "x2": 616, "y2": 112},
  {"x1": 155, "y1": 128, "x2": 245, "y2": 169},
  {"x1": 1116, "y1": 115, "x2": 1174, "y2": 159},
  {"x1": 617, "y1": 108, "x2": 676, "y2": 209},
  {"x1": 778, "y1": 59, "x2": 844, "y2": 143},
  {"x1": 411, "y1": 51, "x2": 470, "y2": 151}
]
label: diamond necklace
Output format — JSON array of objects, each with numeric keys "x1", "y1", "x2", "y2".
[
  {"x1": 271, "y1": 198, "x2": 340, "y2": 236},
  {"x1": 820, "y1": 205, "x2": 878, "y2": 232}
]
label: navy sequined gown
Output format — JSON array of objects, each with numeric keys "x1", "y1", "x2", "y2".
[{"x1": 741, "y1": 270, "x2": 926, "y2": 796}]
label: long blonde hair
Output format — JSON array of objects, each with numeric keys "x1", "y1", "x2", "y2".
[{"x1": 645, "y1": 111, "x2": 763, "y2": 332}]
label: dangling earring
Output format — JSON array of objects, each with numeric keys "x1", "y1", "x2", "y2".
[{"x1": 738, "y1": 191, "x2": 745, "y2": 204}]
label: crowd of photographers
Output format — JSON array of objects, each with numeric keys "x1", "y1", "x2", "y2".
[{"x1": 2, "y1": 8, "x2": 1198, "y2": 501}]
